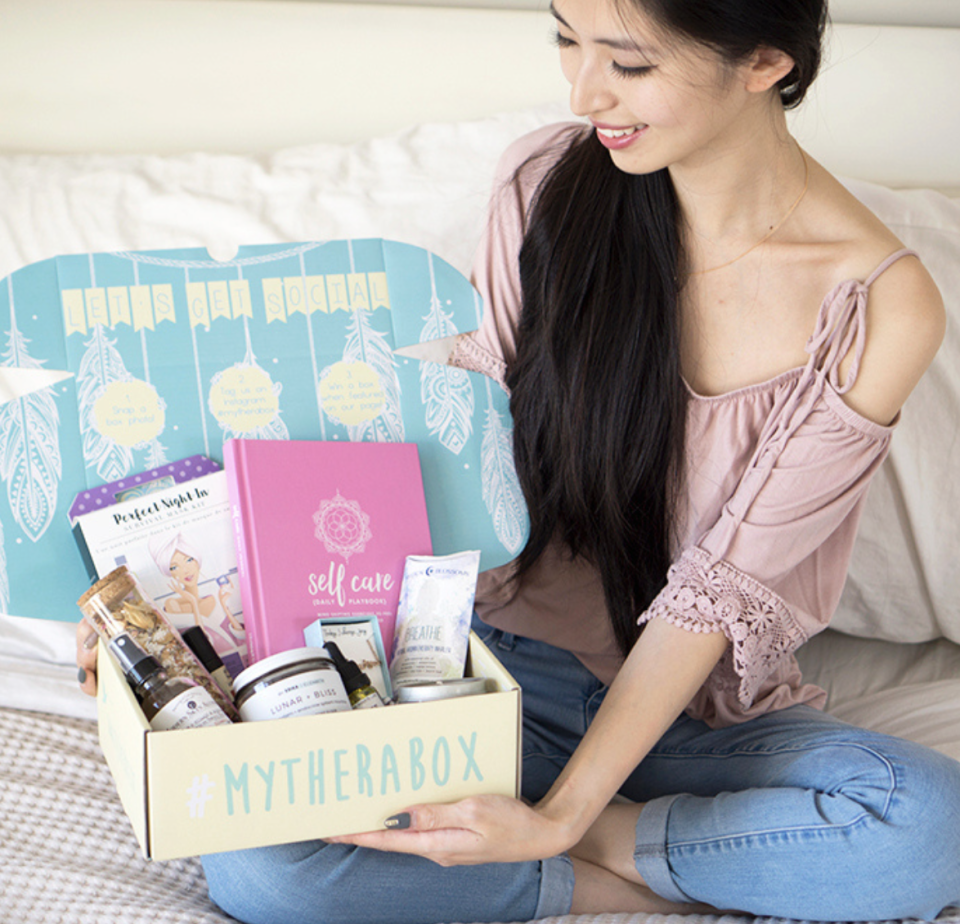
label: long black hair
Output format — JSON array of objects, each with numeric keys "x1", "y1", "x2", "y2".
[{"x1": 506, "y1": 0, "x2": 826, "y2": 657}]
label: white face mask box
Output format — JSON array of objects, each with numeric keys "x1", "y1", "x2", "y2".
[{"x1": 97, "y1": 632, "x2": 520, "y2": 860}]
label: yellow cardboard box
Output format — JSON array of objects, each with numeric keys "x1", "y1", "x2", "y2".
[{"x1": 97, "y1": 632, "x2": 521, "y2": 860}]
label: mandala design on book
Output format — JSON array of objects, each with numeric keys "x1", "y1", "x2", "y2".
[{"x1": 312, "y1": 491, "x2": 372, "y2": 560}]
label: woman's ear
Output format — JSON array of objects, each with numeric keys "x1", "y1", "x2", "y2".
[{"x1": 744, "y1": 46, "x2": 796, "y2": 93}]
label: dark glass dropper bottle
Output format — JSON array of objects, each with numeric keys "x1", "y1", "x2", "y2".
[{"x1": 326, "y1": 642, "x2": 386, "y2": 709}]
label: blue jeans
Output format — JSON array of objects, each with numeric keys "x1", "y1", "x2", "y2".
[{"x1": 202, "y1": 622, "x2": 960, "y2": 923}]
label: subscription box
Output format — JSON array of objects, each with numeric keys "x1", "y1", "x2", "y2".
[{"x1": 97, "y1": 633, "x2": 521, "y2": 860}]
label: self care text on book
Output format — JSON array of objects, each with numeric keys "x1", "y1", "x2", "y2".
[{"x1": 308, "y1": 562, "x2": 394, "y2": 608}]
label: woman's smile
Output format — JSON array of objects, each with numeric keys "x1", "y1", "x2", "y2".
[{"x1": 592, "y1": 121, "x2": 648, "y2": 149}]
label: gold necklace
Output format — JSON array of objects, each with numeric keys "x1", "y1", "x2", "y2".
[{"x1": 690, "y1": 151, "x2": 809, "y2": 276}]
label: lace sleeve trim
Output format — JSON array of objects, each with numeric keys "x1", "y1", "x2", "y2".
[
  {"x1": 638, "y1": 547, "x2": 808, "y2": 709},
  {"x1": 448, "y1": 333, "x2": 509, "y2": 390}
]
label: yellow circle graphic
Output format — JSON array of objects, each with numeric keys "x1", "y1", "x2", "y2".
[
  {"x1": 208, "y1": 365, "x2": 280, "y2": 434},
  {"x1": 319, "y1": 361, "x2": 384, "y2": 426},
  {"x1": 93, "y1": 379, "x2": 165, "y2": 447}
]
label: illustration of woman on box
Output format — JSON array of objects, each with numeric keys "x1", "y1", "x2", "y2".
[
  {"x1": 79, "y1": 0, "x2": 960, "y2": 918},
  {"x1": 147, "y1": 531, "x2": 246, "y2": 678}
]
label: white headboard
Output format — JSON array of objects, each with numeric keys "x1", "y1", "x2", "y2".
[
  {"x1": 791, "y1": 24, "x2": 960, "y2": 189},
  {"x1": 3, "y1": 1, "x2": 959, "y2": 189}
]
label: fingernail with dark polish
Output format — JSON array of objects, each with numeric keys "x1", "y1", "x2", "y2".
[
  {"x1": 384, "y1": 813, "x2": 410, "y2": 830},
  {"x1": 77, "y1": 667, "x2": 87, "y2": 684}
]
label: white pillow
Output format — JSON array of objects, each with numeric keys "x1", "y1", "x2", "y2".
[
  {"x1": 829, "y1": 680, "x2": 960, "y2": 763},
  {"x1": 833, "y1": 180, "x2": 960, "y2": 645},
  {"x1": 797, "y1": 629, "x2": 960, "y2": 708},
  {"x1": 0, "y1": 103, "x2": 570, "y2": 283}
]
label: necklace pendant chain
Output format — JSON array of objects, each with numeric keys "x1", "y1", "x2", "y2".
[{"x1": 691, "y1": 151, "x2": 809, "y2": 276}]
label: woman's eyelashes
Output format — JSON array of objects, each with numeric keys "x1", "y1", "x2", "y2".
[
  {"x1": 551, "y1": 30, "x2": 655, "y2": 79},
  {"x1": 610, "y1": 61, "x2": 655, "y2": 79}
]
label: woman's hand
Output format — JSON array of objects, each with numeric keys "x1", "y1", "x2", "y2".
[
  {"x1": 76, "y1": 618, "x2": 99, "y2": 696},
  {"x1": 330, "y1": 621, "x2": 729, "y2": 869},
  {"x1": 327, "y1": 794, "x2": 577, "y2": 866}
]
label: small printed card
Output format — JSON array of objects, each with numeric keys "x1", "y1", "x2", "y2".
[{"x1": 304, "y1": 614, "x2": 392, "y2": 701}]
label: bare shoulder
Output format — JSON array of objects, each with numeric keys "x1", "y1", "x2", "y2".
[
  {"x1": 810, "y1": 169, "x2": 946, "y2": 425},
  {"x1": 848, "y1": 249, "x2": 945, "y2": 425}
]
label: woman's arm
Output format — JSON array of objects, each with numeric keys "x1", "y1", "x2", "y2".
[
  {"x1": 537, "y1": 618, "x2": 728, "y2": 842},
  {"x1": 328, "y1": 618, "x2": 728, "y2": 865}
]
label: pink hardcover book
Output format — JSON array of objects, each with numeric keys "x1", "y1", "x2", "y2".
[{"x1": 224, "y1": 439, "x2": 432, "y2": 664}]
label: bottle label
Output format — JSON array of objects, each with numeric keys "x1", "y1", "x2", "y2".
[
  {"x1": 351, "y1": 688, "x2": 385, "y2": 709},
  {"x1": 238, "y1": 669, "x2": 351, "y2": 722},
  {"x1": 151, "y1": 687, "x2": 231, "y2": 731}
]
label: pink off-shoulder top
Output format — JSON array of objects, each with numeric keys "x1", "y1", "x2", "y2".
[{"x1": 450, "y1": 125, "x2": 915, "y2": 728}]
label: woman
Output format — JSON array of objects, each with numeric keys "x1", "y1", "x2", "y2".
[{"x1": 78, "y1": 0, "x2": 960, "y2": 919}]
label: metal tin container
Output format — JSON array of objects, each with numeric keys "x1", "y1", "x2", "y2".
[
  {"x1": 232, "y1": 647, "x2": 351, "y2": 722},
  {"x1": 394, "y1": 677, "x2": 488, "y2": 704}
]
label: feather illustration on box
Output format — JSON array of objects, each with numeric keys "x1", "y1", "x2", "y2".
[
  {"x1": 473, "y1": 291, "x2": 525, "y2": 556},
  {"x1": 0, "y1": 276, "x2": 63, "y2": 544},
  {"x1": 0, "y1": 258, "x2": 88, "y2": 620},
  {"x1": 69, "y1": 254, "x2": 168, "y2": 480},
  {"x1": 318, "y1": 241, "x2": 404, "y2": 443},
  {"x1": 76, "y1": 326, "x2": 143, "y2": 480},
  {"x1": 418, "y1": 249, "x2": 474, "y2": 455}
]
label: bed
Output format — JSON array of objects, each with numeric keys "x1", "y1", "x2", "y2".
[{"x1": 1, "y1": 1, "x2": 959, "y2": 922}]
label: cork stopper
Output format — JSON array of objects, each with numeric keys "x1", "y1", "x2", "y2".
[{"x1": 76, "y1": 565, "x2": 136, "y2": 611}]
